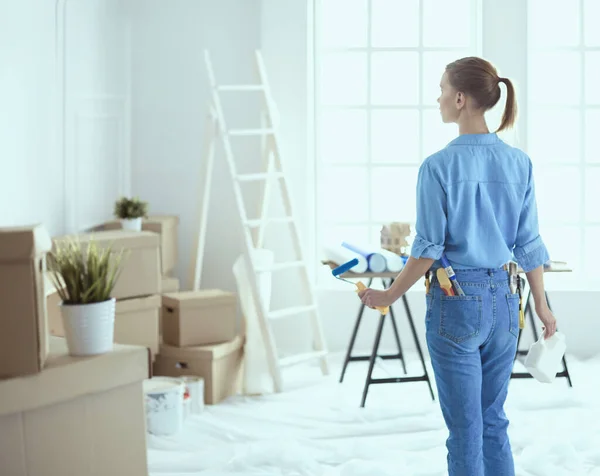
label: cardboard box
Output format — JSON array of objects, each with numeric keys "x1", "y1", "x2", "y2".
[
  {"x1": 159, "y1": 276, "x2": 180, "y2": 339},
  {"x1": 53, "y1": 230, "x2": 161, "y2": 300},
  {"x1": 104, "y1": 215, "x2": 179, "y2": 275},
  {"x1": 48, "y1": 292, "x2": 160, "y2": 361},
  {"x1": 162, "y1": 290, "x2": 237, "y2": 347},
  {"x1": 161, "y1": 275, "x2": 180, "y2": 293},
  {"x1": 0, "y1": 225, "x2": 52, "y2": 379},
  {"x1": 0, "y1": 336, "x2": 149, "y2": 476},
  {"x1": 153, "y1": 335, "x2": 243, "y2": 404},
  {"x1": 115, "y1": 295, "x2": 161, "y2": 361}
]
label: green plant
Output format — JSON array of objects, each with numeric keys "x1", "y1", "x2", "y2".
[
  {"x1": 47, "y1": 237, "x2": 127, "y2": 305},
  {"x1": 113, "y1": 196, "x2": 148, "y2": 220}
]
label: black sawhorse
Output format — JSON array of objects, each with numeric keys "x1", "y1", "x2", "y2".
[
  {"x1": 338, "y1": 275, "x2": 435, "y2": 407},
  {"x1": 511, "y1": 275, "x2": 573, "y2": 386}
]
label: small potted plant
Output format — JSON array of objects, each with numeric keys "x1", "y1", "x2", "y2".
[
  {"x1": 47, "y1": 237, "x2": 126, "y2": 356},
  {"x1": 114, "y1": 196, "x2": 148, "y2": 231}
]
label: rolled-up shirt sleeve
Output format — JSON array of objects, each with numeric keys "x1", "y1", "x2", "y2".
[
  {"x1": 411, "y1": 161, "x2": 447, "y2": 260},
  {"x1": 513, "y1": 161, "x2": 550, "y2": 272}
]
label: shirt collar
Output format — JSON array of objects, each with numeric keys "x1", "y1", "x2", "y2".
[{"x1": 447, "y1": 133, "x2": 501, "y2": 147}]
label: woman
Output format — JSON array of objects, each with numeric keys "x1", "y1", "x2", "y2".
[{"x1": 358, "y1": 56, "x2": 557, "y2": 476}]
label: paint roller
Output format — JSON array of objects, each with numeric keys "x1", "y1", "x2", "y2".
[{"x1": 331, "y1": 258, "x2": 389, "y2": 315}]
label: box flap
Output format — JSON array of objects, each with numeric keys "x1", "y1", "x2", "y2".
[
  {"x1": 116, "y1": 294, "x2": 161, "y2": 313},
  {"x1": 143, "y1": 215, "x2": 179, "y2": 229},
  {"x1": 162, "y1": 289, "x2": 236, "y2": 309},
  {"x1": 0, "y1": 225, "x2": 52, "y2": 261},
  {"x1": 102, "y1": 215, "x2": 179, "y2": 232},
  {"x1": 0, "y1": 337, "x2": 149, "y2": 416},
  {"x1": 53, "y1": 230, "x2": 159, "y2": 251},
  {"x1": 159, "y1": 335, "x2": 243, "y2": 360},
  {"x1": 160, "y1": 276, "x2": 180, "y2": 293}
]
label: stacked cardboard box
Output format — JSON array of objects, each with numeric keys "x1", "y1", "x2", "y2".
[
  {"x1": 0, "y1": 225, "x2": 52, "y2": 379},
  {"x1": 103, "y1": 215, "x2": 179, "y2": 276},
  {"x1": 153, "y1": 290, "x2": 244, "y2": 404},
  {"x1": 0, "y1": 336, "x2": 149, "y2": 476},
  {"x1": 49, "y1": 230, "x2": 162, "y2": 361}
]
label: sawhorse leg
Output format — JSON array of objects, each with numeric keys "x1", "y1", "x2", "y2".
[
  {"x1": 340, "y1": 278, "x2": 408, "y2": 383},
  {"x1": 360, "y1": 280, "x2": 436, "y2": 407}
]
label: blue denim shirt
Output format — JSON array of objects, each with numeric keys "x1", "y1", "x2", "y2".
[{"x1": 410, "y1": 133, "x2": 549, "y2": 272}]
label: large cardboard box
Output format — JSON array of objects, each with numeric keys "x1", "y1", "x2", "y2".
[
  {"x1": 104, "y1": 215, "x2": 179, "y2": 275},
  {"x1": 115, "y1": 295, "x2": 161, "y2": 361},
  {"x1": 53, "y1": 230, "x2": 161, "y2": 299},
  {"x1": 0, "y1": 225, "x2": 52, "y2": 379},
  {"x1": 153, "y1": 335, "x2": 243, "y2": 404},
  {"x1": 162, "y1": 290, "x2": 237, "y2": 347},
  {"x1": 0, "y1": 337, "x2": 149, "y2": 476},
  {"x1": 48, "y1": 292, "x2": 160, "y2": 361}
]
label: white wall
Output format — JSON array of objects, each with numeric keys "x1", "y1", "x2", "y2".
[
  {"x1": 0, "y1": 0, "x2": 130, "y2": 236},
  {"x1": 0, "y1": 1, "x2": 62, "y2": 234},
  {"x1": 129, "y1": 0, "x2": 262, "y2": 291}
]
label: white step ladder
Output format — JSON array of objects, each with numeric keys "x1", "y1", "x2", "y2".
[{"x1": 188, "y1": 49, "x2": 329, "y2": 392}]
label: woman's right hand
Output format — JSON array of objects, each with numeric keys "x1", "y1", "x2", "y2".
[{"x1": 535, "y1": 303, "x2": 557, "y2": 339}]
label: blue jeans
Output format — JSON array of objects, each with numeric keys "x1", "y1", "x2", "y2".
[{"x1": 425, "y1": 268, "x2": 518, "y2": 476}]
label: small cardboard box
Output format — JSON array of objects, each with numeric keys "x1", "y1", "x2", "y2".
[
  {"x1": 48, "y1": 292, "x2": 160, "y2": 361},
  {"x1": 153, "y1": 335, "x2": 243, "y2": 404},
  {"x1": 0, "y1": 225, "x2": 52, "y2": 379},
  {"x1": 159, "y1": 276, "x2": 181, "y2": 339},
  {"x1": 115, "y1": 295, "x2": 161, "y2": 361},
  {"x1": 53, "y1": 230, "x2": 161, "y2": 300},
  {"x1": 162, "y1": 290, "x2": 237, "y2": 347},
  {"x1": 104, "y1": 215, "x2": 179, "y2": 275},
  {"x1": 0, "y1": 336, "x2": 149, "y2": 476}
]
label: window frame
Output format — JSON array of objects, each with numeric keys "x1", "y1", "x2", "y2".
[
  {"x1": 526, "y1": 0, "x2": 600, "y2": 290},
  {"x1": 313, "y1": 0, "x2": 482, "y2": 289}
]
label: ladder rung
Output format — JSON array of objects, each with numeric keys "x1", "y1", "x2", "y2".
[
  {"x1": 236, "y1": 172, "x2": 284, "y2": 182},
  {"x1": 217, "y1": 85, "x2": 264, "y2": 91},
  {"x1": 255, "y1": 261, "x2": 304, "y2": 272},
  {"x1": 244, "y1": 217, "x2": 293, "y2": 228},
  {"x1": 228, "y1": 128, "x2": 275, "y2": 136},
  {"x1": 279, "y1": 351, "x2": 327, "y2": 368},
  {"x1": 268, "y1": 305, "x2": 317, "y2": 320}
]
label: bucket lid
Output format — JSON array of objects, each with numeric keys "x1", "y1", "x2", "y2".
[{"x1": 143, "y1": 377, "x2": 183, "y2": 395}]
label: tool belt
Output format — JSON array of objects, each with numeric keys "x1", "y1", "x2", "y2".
[{"x1": 424, "y1": 261, "x2": 525, "y2": 329}]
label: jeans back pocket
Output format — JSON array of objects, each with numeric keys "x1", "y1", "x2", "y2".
[
  {"x1": 439, "y1": 295, "x2": 483, "y2": 344},
  {"x1": 506, "y1": 293, "x2": 521, "y2": 338}
]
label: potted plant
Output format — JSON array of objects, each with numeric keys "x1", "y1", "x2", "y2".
[
  {"x1": 114, "y1": 196, "x2": 148, "y2": 231},
  {"x1": 47, "y1": 237, "x2": 126, "y2": 356}
]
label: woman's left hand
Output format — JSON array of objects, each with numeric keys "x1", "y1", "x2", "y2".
[{"x1": 358, "y1": 288, "x2": 395, "y2": 309}]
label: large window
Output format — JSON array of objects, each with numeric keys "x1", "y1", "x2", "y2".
[
  {"x1": 528, "y1": 0, "x2": 600, "y2": 290},
  {"x1": 315, "y1": 0, "x2": 481, "y2": 286}
]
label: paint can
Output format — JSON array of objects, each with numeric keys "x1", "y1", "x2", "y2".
[
  {"x1": 143, "y1": 377, "x2": 184, "y2": 435},
  {"x1": 179, "y1": 375, "x2": 205, "y2": 414}
]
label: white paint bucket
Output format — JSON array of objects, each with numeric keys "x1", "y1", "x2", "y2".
[
  {"x1": 143, "y1": 377, "x2": 184, "y2": 436},
  {"x1": 60, "y1": 298, "x2": 115, "y2": 356},
  {"x1": 121, "y1": 217, "x2": 142, "y2": 231},
  {"x1": 180, "y1": 376, "x2": 204, "y2": 414}
]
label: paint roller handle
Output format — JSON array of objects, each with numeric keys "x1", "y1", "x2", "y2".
[{"x1": 355, "y1": 281, "x2": 389, "y2": 315}]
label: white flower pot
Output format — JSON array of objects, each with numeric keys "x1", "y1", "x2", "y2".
[
  {"x1": 121, "y1": 217, "x2": 142, "y2": 231},
  {"x1": 60, "y1": 298, "x2": 116, "y2": 356}
]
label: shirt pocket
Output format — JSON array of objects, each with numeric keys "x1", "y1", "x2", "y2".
[
  {"x1": 439, "y1": 295, "x2": 483, "y2": 344},
  {"x1": 506, "y1": 293, "x2": 521, "y2": 338}
]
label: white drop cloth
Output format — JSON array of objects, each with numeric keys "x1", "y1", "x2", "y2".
[{"x1": 147, "y1": 352, "x2": 600, "y2": 476}]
